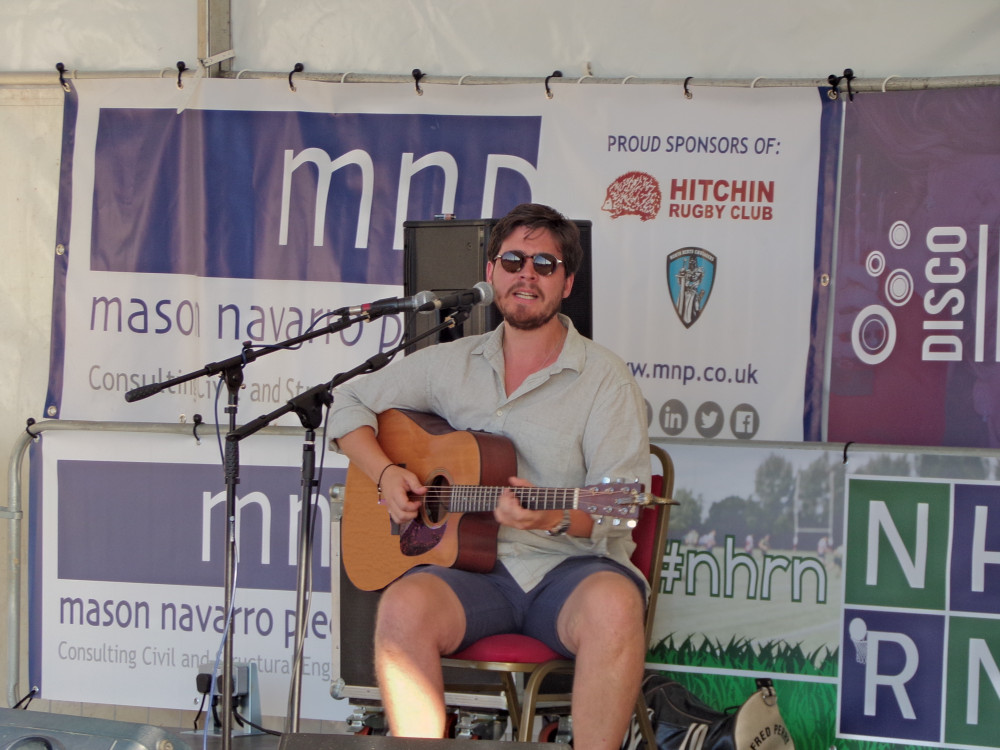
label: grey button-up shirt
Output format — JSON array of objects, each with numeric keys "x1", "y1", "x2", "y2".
[{"x1": 329, "y1": 315, "x2": 652, "y2": 592}]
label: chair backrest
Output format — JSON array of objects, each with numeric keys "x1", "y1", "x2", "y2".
[{"x1": 630, "y1": 444, "x2": 675, "y2": 647}]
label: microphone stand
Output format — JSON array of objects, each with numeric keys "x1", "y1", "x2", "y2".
[
  {"x1": 124, "y1": 311, "x2": 367, "y2": 750},
  {"x1": 227, "y1": 305, "x2": 474, "y2": 733}
]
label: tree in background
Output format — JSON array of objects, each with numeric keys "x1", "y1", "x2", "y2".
[{"x1": 754, "y1": 453, "x2": 795, "y2": 547}]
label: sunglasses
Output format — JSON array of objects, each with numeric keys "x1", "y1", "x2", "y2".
[{"x1": 496, "y1": 250, "x2": 565, "y2": 276}]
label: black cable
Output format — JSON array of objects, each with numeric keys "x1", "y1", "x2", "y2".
[
  {"x1": 193, "y1": 691, "x2": 208, "y2": 731},
  {"x1": 211, "y1": 695, "x2": 222, "y2": 729},
  {"x1": 11, "y1": 686, "x2": 38, "y2": 709},
  {"x1": 233, "y1": 708, "x2": 282, "y2": 737}
]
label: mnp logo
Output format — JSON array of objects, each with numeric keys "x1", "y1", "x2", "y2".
[
  {"x1": 667, "y1": 247, "x2": 716, "y2": 328},
  {"x1": 90, "y1": 109, "x2": 541, "y2": 285}
]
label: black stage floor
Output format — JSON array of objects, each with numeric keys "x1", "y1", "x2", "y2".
[{"x1": 0, "y1": 709, "x2": 552, "y2": 750}]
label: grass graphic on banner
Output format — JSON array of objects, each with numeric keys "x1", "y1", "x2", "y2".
[
  {"x1": 649, "y1": 634, "x2": 836, "y2": 749},
  {"x1": 646, "y1": 635, "x2": 919, "y2": 750},
  {"x1": 649, "y1": 633, "x2": 836, "y2": 675}
]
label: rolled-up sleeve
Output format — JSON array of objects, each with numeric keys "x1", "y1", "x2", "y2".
[
  {"x1": 581, "y1": 373, "x2": 651, "y2": 544},
  {"x1": 327, "y1": 349, "x2": 435, "y2": 446}
]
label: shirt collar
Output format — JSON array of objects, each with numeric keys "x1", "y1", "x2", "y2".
[{"x1": 475, "y1": 314, "x2": 584, "y2": 374}]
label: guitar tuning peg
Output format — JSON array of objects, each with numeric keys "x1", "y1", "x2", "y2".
[
  {"x1": 600, "y1": 477, "x2": 612, "y2": 484},
  {"x1": 626, "y1": 519, "x2": 638, "y2": 529}
]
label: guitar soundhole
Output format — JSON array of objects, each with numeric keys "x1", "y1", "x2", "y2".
[{"x1": 424, "y1": 474, "x2": 451, "y2": 525}]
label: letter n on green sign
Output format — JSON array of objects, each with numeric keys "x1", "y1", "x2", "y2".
[{"x1": 845, "y1": 478, "x2": 950, "y2": 611}]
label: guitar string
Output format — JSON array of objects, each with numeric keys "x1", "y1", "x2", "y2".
[{"x1": 411, "y1": 486, "x2": 640, "y2": 512}]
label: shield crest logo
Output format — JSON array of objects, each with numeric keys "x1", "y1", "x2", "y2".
[{"x1": 667, "y1": 247, "x2": 716, "y2": 328}]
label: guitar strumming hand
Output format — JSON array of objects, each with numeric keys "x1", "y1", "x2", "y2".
[{"x1": 377, "y1": 462, "x2": 427, "y2": 525}]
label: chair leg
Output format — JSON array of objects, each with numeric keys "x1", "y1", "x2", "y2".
[
  {"x1": 499, "y1": 671, "x2": 523, "y2": 738},
  {"x1": 635, "y1": 693, "x2": 656, "y2": 749},
  {"x1": 517, "y1": 668, "x2": 546, "y2": 742}
]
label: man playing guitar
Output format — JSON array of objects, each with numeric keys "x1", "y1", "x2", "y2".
[{"x1": 329, "y1": 203, "x2": 651, "y2": 750}]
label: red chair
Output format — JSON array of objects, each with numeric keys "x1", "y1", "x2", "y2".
[{"x1": 440, "y1": 445, "x2": 675, "y2": 744}]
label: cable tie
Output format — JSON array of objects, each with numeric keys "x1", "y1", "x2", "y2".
[
  {"x1": 288, "y1": 62, "x2": 304, "y2": 92},
  {"x1": 55, "y1": 62, "x2": 70, "y2": 92},
  {"x1": 544, "y1": 70, "x2": 563, "y2": 99},
  {"x1": 843, "y1": 441, "x2": 854, "y2": 464}
]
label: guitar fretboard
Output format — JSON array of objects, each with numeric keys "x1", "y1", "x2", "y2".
[{"x1": 435, "y1": 486, "x2": 579, "y2": 513}]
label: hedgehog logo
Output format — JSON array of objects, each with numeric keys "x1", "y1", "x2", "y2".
[{"x1": 601, "y1": 171, "x2": 662, "y2": 221}]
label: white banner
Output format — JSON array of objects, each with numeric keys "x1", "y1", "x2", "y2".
[
  {"x1": 33, "y1": 429, "x2": 347, "y2": 720},
  {"x1": 50, "y1": 79, "x2": 822, "y2": 441}
]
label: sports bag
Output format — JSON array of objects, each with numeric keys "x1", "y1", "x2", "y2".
[{"x1": 623, "y1": 672, "x2": 795, "y2": 750}]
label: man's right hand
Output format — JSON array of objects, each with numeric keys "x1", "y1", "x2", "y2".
[
  {"x1": 377, "y1": 463, "x2": 426, "y2": 525},
  {"x1": 335, "y1": 425, "x2": 427, "y2": 525}
]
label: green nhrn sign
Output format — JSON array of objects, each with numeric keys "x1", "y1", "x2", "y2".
[{"x1": 841, "y1": 478, "x2": 1000, "y2": 747}]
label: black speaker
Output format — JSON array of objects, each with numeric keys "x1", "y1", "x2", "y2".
[
  {"x1": 0, "y1": 709, "x2": 190, "y2": 750},
  {"x1": 279, "y1": 733, "x2": 552, "y2": 750},
  {"x1": 402, "y1": 219, "x2": 593, "y2": 353}
]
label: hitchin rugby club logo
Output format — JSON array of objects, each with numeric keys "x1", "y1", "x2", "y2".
[
  {"x1": 601, "y1": 171, "x2": 662, "y2": 221},
  {"x1": 667, "y1": 247, "x2": 716, "y2": 328}
]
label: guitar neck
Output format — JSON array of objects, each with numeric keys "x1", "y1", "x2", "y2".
[{"x1": 442, "y1": 486, "x2": 578, "y2": 513}]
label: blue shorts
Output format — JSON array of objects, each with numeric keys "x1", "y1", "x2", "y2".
[{"x1": 412, "y1": 556, "x2": 645, "y2": 658}]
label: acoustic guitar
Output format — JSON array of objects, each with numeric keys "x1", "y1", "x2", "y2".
[{"x1": 341, "y1": 409, "x2": 648, "y2": 591}]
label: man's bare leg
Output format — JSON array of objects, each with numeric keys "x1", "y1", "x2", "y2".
[
  {"x1": 373, "y1": 573, "x2": 466, "y2": 738},
  {"x1": 557, "y1": 571, "x2": 647, "y2": 750}
]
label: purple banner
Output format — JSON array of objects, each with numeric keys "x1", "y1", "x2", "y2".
[
  {"x1": 829, "y1": 88, "x2": 1000, "y2": 447},
  {"x1": 91, "y1": 110, "x2": 540, "y2": 284},
  {"x1": 56, "y1": 459, "x2": 343, "y2": 590}
]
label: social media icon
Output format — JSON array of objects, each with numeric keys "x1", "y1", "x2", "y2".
[
  {"x1": 730, "y1": 403, "x2": 760, "y2": 439},
  {"x1": 694, "y1": 401, "x2": 724, "y2": 438}
]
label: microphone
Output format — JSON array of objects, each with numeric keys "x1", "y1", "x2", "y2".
[
  {"x1": 419, "y1": 281, "x2": 494, "y2": 312},
  {"x1": 124, "y1": 382, "x2": 166, "y2": 403},
  {"x1": 343, "y1": 289, "x2": 438, "y2": 318}
]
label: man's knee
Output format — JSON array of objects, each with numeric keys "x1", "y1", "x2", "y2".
[
  {"x1": 576, "y1": 571, "x2": 644, "y2": 614},
  {"x1": 559, "y1": 572, "x2": 645, "y2": 649},
  {"x1": 375, "y1": 573, "x2": 466, "y2": 651}
]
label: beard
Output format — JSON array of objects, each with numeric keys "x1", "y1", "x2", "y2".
[{"x1": 495, "y1": 289, "x2": 562, "y2": 331}]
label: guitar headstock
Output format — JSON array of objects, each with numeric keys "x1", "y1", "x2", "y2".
[{"x1": 578, "y1": 482, "x2": 649, "y2": 524}]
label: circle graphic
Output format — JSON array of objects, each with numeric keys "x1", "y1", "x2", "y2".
[
  {"x1": 889, "y1": 220, "x2": 910, "y2": 249},
  {"x1": 729, "y1": 403, "x2": 760, "y2": 440},
  {"x1": 851, "y1": 304, "x2": 897, "y2": 365},
  {"x1": 865, "y1": 250, "x2": 886, "y2": 277},
  {"x1": 658, "y1": 399, "x2": 688, "y2": 437},
  {"x1": 884, "y1": 268, "x2": 913, "y2": 306},
  {"x1": 694, "y1": 401, "x2": 724, "y2": 438}
]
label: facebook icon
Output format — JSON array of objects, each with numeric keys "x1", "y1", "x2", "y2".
[{"x1": 730, "y1": 403, "x2": 759, "y2": 439}]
